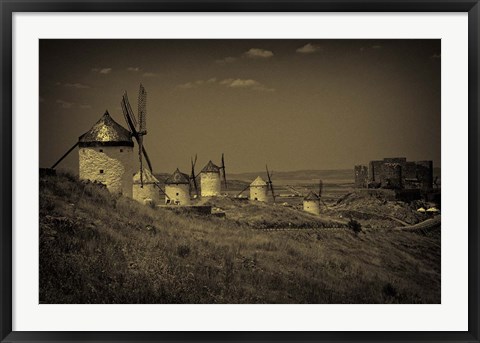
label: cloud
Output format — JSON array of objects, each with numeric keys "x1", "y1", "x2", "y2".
[
  {"x1": 215, "y1": 48, "x2": 273, "y2": 64},
  {"x1": 142, "y1": 72, "x2": 157, "y2": 77},
  {"x1": 176, "y1": 77, "x2": 273, "y2": 92},
  {"x1": 177, "y1": 82, "x2": 195, "y2": 89},
  {"x1": 177, "y1": 78, "x2": 217, "y2": 89},
  {"x1": 431, "y1": 53, "x2": 441, "y2": 59},
  {"x1": 127, "y1": 67, "x2": 141, "y2": 72},
  {"x1": 296, "y1": 43, "x2": 321, "y2": 54},
  {"x1": 220, "y1": 78, "x2": 274, "y2": 92},
  {"x1": 215, "y1": 57, "x2": 237, "y2": 64},
  {"x1": 91, "y1": 67, "x2": 112, "y2": 74},
  {"x1": 80, "y1": 104, "x2": 92, "y2": 109},
  {"x1": 64, "y1": 82, "x2": 90, "y2": 89},
  {"x1": 244, "y1": 48, "x2": 274, "y2": 59},
  {"x1": 56, "y1": 99, "x2": 74, "y2": 109}
]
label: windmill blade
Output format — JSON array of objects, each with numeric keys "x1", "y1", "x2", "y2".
[
  {"x1": 122, "y1": 92, "x2": 138, "y2": 128},
  {"x1": 269, "y1": 183, "x2": 276, "y2": 202},
  {"x1": 221, "y1": 153, "x2": 227, "y2": 189},
  {"x1": 138, "y1": 135, "x2": 144, "y2": 187},
  {"x1": 51, "y1": 142, "x2": 79, "y2": 169},
  {"x1": 191, "y1": 155, "x2": 199, "y2": 197},
  {"x1": 266, "y1": 164, "x2": 276, "y2": 202},
  {"x1": 141, "y1": 145, "x2": 153, "y2": 172},
  {"x1": 121, "y1": 94, "x2": 139, "y2": 137},
  {"x1": 138, "y1": 84, "x2": 147, "y2": 133},
  {"x1": 154, "y1": 182, "x2": 170, "y2": 200},
  {"x1": 266, "y1": 164, "x2": 272, "y2": 183},
  {"x1": 236, "y1": 184, "x2": 250, "y2": 197}
]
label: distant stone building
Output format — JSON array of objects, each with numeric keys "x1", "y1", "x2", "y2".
[
  {"x1": 354, "y1": 165, "x2": 368, "y2": 188},
  {"x1": 303, "y1": 191, "x2": 320, "y2": 215},
  {"x1": 164, "y1": 168, "x2": 191, "y2": 205},
  {"x1": 357, "y1": 157, "x2": 433, "y2": 190},
  {"x1": 200, "y1": 160, "x2": 221, "y2": 197},
  {"x1": 78, "y1": 111, "x2": 133, "y2": 197},
  {"x1": 133, "y1": 168, "x2": 160, "y2": 205},
  {"x1": 249, "y1": 176, "x2": 268, "y2": 202}
]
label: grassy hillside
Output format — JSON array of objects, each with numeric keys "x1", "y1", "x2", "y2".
[{"x1": 40, "y1": 173, "x2": 440, "y2": 304}]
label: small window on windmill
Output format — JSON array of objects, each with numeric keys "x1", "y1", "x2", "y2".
[
  {"x1": 99, "y1": 169, "x2": 104, "y2": 174},
  {"x1": 99, "y1": 149, "x2": 103, "y2": 153},
  {"x1": 120, "y1": 149, "x2": 123, "y2": 153},
  {"x1": 176, "y1": 193, "x2": 179, "y2": 196}
]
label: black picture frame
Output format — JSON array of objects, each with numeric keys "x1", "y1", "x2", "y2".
[{"x1": 1, "y1": 1, "x2": 479, "y2": 342}]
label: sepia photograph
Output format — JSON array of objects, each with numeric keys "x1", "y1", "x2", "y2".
[{"x1": 39, "y1": 39, "x2": 441, "y2": 304}]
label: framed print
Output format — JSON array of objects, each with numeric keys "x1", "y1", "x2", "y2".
[{"x1": 1, "y1": 1, "x2": 479, "y2": 342}]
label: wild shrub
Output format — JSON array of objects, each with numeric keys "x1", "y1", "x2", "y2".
[
  {"x1": 382, "y1": 282, "x2": 398, "y2": 299},
  {"x1": 347, "y1": 219, "x2": 362, "y2": 235},
  {"x1": 177, "y1": 244, "x2": 191, "y2": 258}
]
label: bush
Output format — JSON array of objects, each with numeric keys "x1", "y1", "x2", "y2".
[
  {"x1": 348, "y1": 219, "x2": 362, "y2": 235},
  {"x1": 177, "y1": 244, "x2": 191, "y2": 258}
]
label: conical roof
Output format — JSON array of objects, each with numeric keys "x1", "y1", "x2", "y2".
[
  {"x1": 250, "y1": 176, "x2": 267, "y2": 187},
  {"x1": 201, "y1": 160, "x2": 220, "y2": 173},
  {"x1": 165, "y1": 168, "x2": 190, "y2": 184},
  {"x1": 304, "y1": 191, "x2": 320, "y2": 201},
  {"x1": 133, "y1": 168, "x2": 159, "y2": 185},
  {"x1": 79, "y1": 111, "x2": 133, "y2": 147}
]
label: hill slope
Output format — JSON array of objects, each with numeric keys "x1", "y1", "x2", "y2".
[{"x1": 40, "y1": 173, "x2": 440, "y2": 304}]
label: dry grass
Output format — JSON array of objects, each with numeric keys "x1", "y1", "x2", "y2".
[{"x1": 39, "y1": 173, "x2": 440, "y2": 304}]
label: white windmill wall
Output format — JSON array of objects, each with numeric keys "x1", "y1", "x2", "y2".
[
  {"x1": 249, "y1": 185, "x2": 268, "y2": 202},
  {"x1": 303, "y1": 200, "x2": 320, "y2": 215},
  {"x1": 133, "y1": 184, "x2": 160, "y2": 205},
  {"x1": 165, "y1": 184, "x2": 191, "y2": 205},
  {"x1": 201, "y1": 172, "x2": 221, "y2": 197},
  {"x1": 79, "y1": 146, "x2": 133, "y2": 197}
]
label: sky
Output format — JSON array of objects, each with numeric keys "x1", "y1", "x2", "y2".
[{"x1": 39, "y1": 39, "x2": 441, "y2": 174}]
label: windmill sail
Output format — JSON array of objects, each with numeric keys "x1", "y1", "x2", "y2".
[
  {"x1": 266, "y1": 164, "x2": 276, "y2": 202},
  {"x1": 121, "y1": 85, "x2": 152, "y2": 187},
  {"x1": 191, "y1": 154, "x2": 199, "y2": 197},
  {"x1": 138, "y1": 84, "x2": 147, "y2": 134},
  {"x1": 220, "y1": 153, "x2": 227, "y2": 189}
]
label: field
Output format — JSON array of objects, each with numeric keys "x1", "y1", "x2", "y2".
[{"x1": 40, "y1": 172, "x2": 440, "y2": 304}]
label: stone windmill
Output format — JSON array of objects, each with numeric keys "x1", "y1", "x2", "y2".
[
  {"x1": 199, "y1": 154, "x2": 227, "y2": 197},
  {"x1": 50, "y1": 110, "x2": 134, "y2": 196},
  {"x1": 303, "y1": 180, "x2": 326, "y2": 215}
]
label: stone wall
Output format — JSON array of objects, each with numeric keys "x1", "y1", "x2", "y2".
[
  {"x1": 303, "y1": 200, "x2": 320, "y2": 215},
  {"x1": 133, "y1": 183, "x2": 160, "y2": 205},
  {"x1": 381, "y1": 163, "x2": 402, "y2": 189},
  {"x1": 165, "y1": 183, "x2": 191, "y2": 205},
  {"x1": 369, "y1": 160, "x2": 384, "y2": 183},
  {"x1": 249, "y1": 185, "x2": 268, "y2": 202},
  {"x1": 366, "y1": 157, "x2": 433, "y2": 190},
  {"x1": 201, "y1": 172, "x2": 221, "y2": 197},
  {"x1": 79, "y1": 146, "x2": 133, "y2": 197},
  {"x1": 354, "y1": 165, "x2": 368, "y2": 188},
  {"x1": 416, "y1": 160, "x2": 433, "y2": 190},
  {"x1": 404, "y1": 161, "x2": 417, "y2": 179}
]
